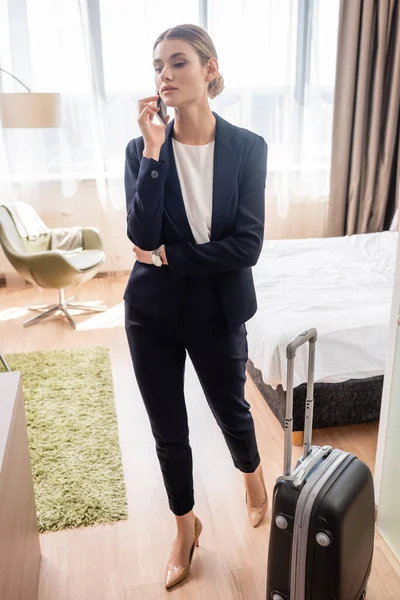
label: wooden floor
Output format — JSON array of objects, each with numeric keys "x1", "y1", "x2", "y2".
[{"x1": 1, "y1": 275, "x2": 399, "y2": 600}]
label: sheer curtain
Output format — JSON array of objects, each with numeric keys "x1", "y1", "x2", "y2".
[
  {"x1": 209, "y1": 0, "x2": 340, "y2": 238},
  {"x1": 0, "y1": 0, "x2": 339, "y2": 286}
]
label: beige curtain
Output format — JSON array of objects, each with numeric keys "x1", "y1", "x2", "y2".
[{"x1": 328, "y1": 0, "x2": 400, "y2": 236}]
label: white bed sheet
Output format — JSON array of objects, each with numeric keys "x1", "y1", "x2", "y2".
[{"x1": 246, "y1": 231, "x2": 397, "y2": 391}]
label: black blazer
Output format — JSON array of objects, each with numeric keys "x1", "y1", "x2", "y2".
[{"x1": 123, "y1": 112, "x2": 268, "y2": 332}]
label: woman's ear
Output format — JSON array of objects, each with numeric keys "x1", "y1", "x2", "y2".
[{"x1": 206, "y1": 58, "x2": 219, "y2": 83}]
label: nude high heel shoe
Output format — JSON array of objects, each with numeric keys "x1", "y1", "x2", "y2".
[
  {"x1": 165, "y1": 515, "x2": 203, "y2": 590},
  {"x1": 245, "y1": 467, "x2": 268, "y2": 528}
]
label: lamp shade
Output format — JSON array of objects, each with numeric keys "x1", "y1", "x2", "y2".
[{"x1": 0, "y1": 92, "x2": 61, "y2": 128}]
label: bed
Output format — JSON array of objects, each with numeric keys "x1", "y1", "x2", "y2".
[{"x1": 246, "y1": 231, "x2": 397, "y2": 443}]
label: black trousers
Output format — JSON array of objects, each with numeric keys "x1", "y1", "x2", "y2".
[{"x1": 124, "y1": 276, "x2": 260, "y2": 516}]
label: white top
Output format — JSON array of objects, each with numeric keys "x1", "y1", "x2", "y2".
[
  {"x1": 246, "y1": 231, "x2": 397, "y2": 390},
  {"x1": 172, "y1": 138, "x2": 215, "y2": 244}
]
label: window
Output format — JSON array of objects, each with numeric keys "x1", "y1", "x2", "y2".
[{"x1": 1, "y1": 0, "x2": 340, "y2": 200}]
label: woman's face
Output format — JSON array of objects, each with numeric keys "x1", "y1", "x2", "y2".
[{"x1": 153, "y1": 38, "x2": 217, "y2": 108}]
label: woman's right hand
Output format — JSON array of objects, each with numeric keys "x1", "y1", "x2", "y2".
[{"x1": 137, "y1": 95, "x2": 170, "y2": 152}]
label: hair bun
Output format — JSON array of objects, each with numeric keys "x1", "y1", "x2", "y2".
[{"x1": 208, "y1": 73, "x2": 224, "y2": 99}]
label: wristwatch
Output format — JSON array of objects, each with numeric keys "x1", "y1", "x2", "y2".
[{"x1": 151, "y1": 245, "x2": 164, "y2": 267}]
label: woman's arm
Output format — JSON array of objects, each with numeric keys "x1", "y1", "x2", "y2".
[
  {"x1": 165, "y1": 135, "x2": 267, "y2": 276},
  {"x1": 125, "y1": 140, "x2": 168, "y2": 250}
]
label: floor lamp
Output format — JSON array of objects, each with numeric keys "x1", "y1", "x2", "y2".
[{"x1": 0, "y1": 67, "x2": 60, "y2": 128}]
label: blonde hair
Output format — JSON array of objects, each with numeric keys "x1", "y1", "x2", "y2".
[{"x1": 153, "y1": 24, "x2": 224, "y2": 99}]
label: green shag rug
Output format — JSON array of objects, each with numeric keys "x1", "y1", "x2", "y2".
[{"x1": 2, "y1": 347, "x2": 128, "y2": 533}]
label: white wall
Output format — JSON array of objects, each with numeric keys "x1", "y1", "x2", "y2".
[{"x1": 374, "y1": 232, "x2": 400, "y2": 504}]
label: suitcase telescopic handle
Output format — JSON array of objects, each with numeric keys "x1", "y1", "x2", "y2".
[{"x1": 283, "y1": 328, "x2": 318, "y2": 476}]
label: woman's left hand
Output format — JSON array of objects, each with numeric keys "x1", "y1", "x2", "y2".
[{"x1": 132, "y1": 245, "x2": 153, "y2": 264}]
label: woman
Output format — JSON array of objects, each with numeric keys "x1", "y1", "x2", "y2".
[{"x1": 124, "y1": 24, "x2": 268, "y2": 590}]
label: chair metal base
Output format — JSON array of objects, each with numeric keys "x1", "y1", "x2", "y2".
[{"x1": 24, "y1": 290, "x2": 107, "y2": 329}]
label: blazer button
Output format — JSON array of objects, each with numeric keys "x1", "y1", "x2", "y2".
[{"x1": 151, "y1": 170, "x2": 159, "y2": 179}]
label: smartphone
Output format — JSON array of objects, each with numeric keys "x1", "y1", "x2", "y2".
[{"x1": 156, "y1": 92, "x2": 168, "y2": 125}]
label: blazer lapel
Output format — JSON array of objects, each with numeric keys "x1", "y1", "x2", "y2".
[
  {"x1": 161, "y1": 122, "x2": 196, "y2": 243},
  {"x1": 210, "y1": 112, "x2": 243, "y2": 241}
]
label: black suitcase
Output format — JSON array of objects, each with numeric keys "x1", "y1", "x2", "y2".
[{"x1": 266, "y1": 329, "x2": 375, "y2": 600}]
